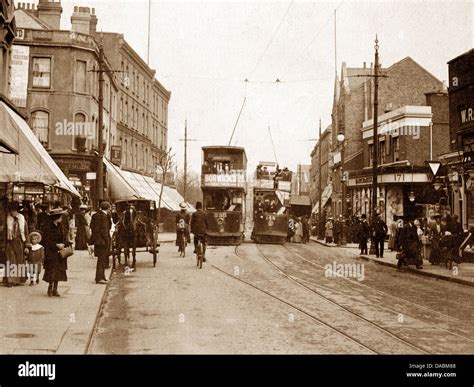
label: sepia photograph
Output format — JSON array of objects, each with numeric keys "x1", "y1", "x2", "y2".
[{"x1": 0, "y1": 0, "x2": 473, "y2": 384}]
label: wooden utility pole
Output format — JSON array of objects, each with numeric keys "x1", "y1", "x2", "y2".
[
  {"x1": 178, "y1": 119, "x2": 197, "y2": 202},
  {"x1": 96, "y1": 40, "x2": 105, "y2": 204},
  {"x1": 371, "y1": 36, "x2": 380, "y2": 222},
  {"x1": 184, "y1": 119, "x2": 187, "y2": 201},
  {"x1": 318, "y1": 118, "x2": 323, "y2": 239}
]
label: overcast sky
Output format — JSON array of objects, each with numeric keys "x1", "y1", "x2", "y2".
[{"x1": 58, "y1": 0, "x2": 473, "y2": 174}]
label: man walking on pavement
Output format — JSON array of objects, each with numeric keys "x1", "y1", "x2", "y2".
[
  {"x1": 373, "y1": 213, "x2": 388, "y2": 258},
  {"x1": 89, "y1": 201, "x2": 112, "y2": 284},
  {"x1": 359, "y1": 214, "x2": 370, "y2": 255}
]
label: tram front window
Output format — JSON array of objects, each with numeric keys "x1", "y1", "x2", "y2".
[{"x1": 204, "y1": 191, "x2": 242, "y2": 212}]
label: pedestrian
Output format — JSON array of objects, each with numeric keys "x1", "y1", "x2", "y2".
[
  {"x1": 398, "y1": 219, "x2": 423, "y2": 269},
  {"x1": 388, "y1": 219, "x2": 397, "y2": 251},
  {"x1": 74, "y1": 204, "x2": 89, "y2": 250},
  {"x1": 302, "y1": 215, "x2": 310, "y2": 243},
  {"x1": 372, "y1": 214, "x2": 388, "y2": 258},
  {"x1": 176, "y1": 203, "x2": 191, "y2": 256},
  {"x1": 43, "y1": 208, "x2": 69, "y2": 296},
  {"x1": 89, "y1": 201, "x2": 112, "y2": 284},
  {"x1": 5, "y1": 201, "x2": 29, "y2": 287},
  {"x1": 25, "y1": 231, "x2": 45, "y2": 285},
  {"x1": 294, "y1": 217, "x2": 303, "y2": 243},
  {"x1": 35, "y1": 204, "x2": 50, "y2": 235},
  {"x1": 428, "y1": 213, "x2": 443, "y2": 265},
  {"x1": 325, "y1": 217, "x2": 334, "y2": 244},
  {"x1": 359, "y1": 214, "x2": 369, "y2": 255},
  {"x1": 287, "y1": 216, "x2": 295, "y2": 242}
]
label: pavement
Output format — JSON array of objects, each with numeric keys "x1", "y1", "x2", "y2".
[
  {"x1": 0, "y1": 249, "x2": 112, "y2": 354},
  {"x1": 310, "y1": 236, "x2": 474, "y2": 287}
]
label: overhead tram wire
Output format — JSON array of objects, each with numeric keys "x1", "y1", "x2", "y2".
[
  {"x1": 248, "y1": 0, "x2": 295, "y2": 77},
  {"x1": 281, "y1": 0, "x2": 346, "y2": 80}
]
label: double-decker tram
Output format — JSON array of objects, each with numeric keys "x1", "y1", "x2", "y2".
[
  {"x1": 251, "y1": 162, "x2": 292, "y2": 244},
  {"x1": 201, "y1": 146, "x2": 247, "y2": 245}
]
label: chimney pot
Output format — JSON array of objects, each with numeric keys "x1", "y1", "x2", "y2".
[
  {"x1": 74, "y1": 6, "x2": 79, "y2": 12},
  {"x1": 92, "y1": 8, "x2": 95, "y2": 15}
]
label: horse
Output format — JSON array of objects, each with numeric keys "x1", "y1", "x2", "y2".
[{"x1": 112, "y1": 207, "x2": 145, "y2": 271}]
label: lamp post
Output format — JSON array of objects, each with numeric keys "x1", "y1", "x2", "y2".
[{"x1": 337, "y1": 131, "x2": 347, "y2": 245}]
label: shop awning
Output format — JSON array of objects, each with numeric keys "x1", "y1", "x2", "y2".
[
  {"x1": 0, "y1": 101, "x2": 80, "y2": 197},
  {"x1": 312, "y1": 183, "x2": 333, "y2": 214},
  {"x1": 290, "y1": 195, "x2": 311, "y2": 207},
  {"x1": 104, "y1": 158, "x2": 193, "y2": 211}
]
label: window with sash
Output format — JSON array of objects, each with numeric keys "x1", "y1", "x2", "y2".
[
  {"x1": 31, "y1": 110, "x2": 49, "y2": 146},
  {"x1": 32, "y1": 57, "x2": 51, "y2": 88}
]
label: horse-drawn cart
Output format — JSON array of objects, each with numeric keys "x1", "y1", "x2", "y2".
[{"x1": 112, "y1": 199, "x2": 160, "y2": 269}]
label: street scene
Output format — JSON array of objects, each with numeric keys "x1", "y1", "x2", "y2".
[{"x1": 1, "y1": 0, "x2": 474, "y2": 360}]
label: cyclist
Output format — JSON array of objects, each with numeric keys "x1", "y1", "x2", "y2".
[{"x1": 190, "y1": 201, "x2": 208, "y2": 262}]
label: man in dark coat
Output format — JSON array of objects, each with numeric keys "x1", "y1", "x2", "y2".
[
  {"x1": 90, "y1": 201, "x2": 112, "y2": 284},
  {"x1": 373, "y1": 214, "x2": 388, "y2": 258},
  {"x1": 43, "y1": 208, "x2": 68, "y2": 296},
  {"x1": 35, "y1": 204, "x2": 50, "y2": 235},
  {"x1": 190, "y1": 201, "x2": 209, "y2": 260},
  {"x1": 359, "y1": 214, "x2": 370, "y2": 255}
]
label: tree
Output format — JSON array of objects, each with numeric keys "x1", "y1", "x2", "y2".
[
  {"x1": 156, "y1": 147, "x2": 174, "y2": 223},
  {"x1": 175, "y1": 168, "x2": 202, "y2": 206}
]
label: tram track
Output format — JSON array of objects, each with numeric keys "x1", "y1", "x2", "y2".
[
  {"x1": 211, "y1": 263, "x2": 378, "y2": 354},
  {"x1": 284, "y1": 242, "x2": 474, "y2": 334},
  {"x1": 210, "y1": 244, "x2": 435, "y2": 354},
  {"x1": 252, "y1": 244, "x2": 432, "y2": 354}
]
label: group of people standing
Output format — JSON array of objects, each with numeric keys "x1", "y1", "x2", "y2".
[
  {"x1": 2, "y1": 199, "x2": 120, "y2": 296},
  {"x1": 4, "y1": 201, "x2": 73, "y2": 296},
  {"x1": 287, "y1": 215, "x2": 310, "y2": 243}
]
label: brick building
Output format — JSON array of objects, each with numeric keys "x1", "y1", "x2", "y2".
[
  {"x1": 330, "y1": 56, "x2": 447, "y2": 222},
  {"x1": 9, "y1": 1, "x2": 171, "y2": 205},
  {"x1": 99, "y1": 32, "x2": 171, "y2": 177},
  {"x1": 11, "y1": 2, "x2": 119, "y2": 204},
  {"x1": 0, "y1": 0, "x2": 15, "y2": 97},
  {"x1": 444, "y1": 49, "x2": 474, "y2": 230},
  {"x1": 309, "y1": 124, "x2": 332, "y2": 213}
]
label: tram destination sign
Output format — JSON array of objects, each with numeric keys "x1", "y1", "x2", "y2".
[{"x1": 203, "y1": 173, "x2": 246, "y2": 187}]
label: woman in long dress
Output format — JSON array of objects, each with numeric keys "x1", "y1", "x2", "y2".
[{"x1": 5, "y1": 202, "x2": 29, "y2": 286}]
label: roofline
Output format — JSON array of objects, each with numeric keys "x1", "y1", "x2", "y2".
[
  {"x1": 386, "y1": 56, "x2": 442, "y2": 85},
  {"x1": 448, "y1": 48, "x2": 474, "y2": 64}
]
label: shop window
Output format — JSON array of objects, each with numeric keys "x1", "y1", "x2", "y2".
[
  {"x1": 31, "y1": 110, "x2": 49, "y2": 147},
  {"x1": 32, "y1": 57, "x2": 51, "y2": 88}
]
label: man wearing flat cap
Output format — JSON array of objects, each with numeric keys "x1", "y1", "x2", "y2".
[{"x1": 89, "y1": 201, "x2": 112, "y2": 284}]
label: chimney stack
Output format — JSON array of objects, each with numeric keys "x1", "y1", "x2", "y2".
[
  {"x1": 71, "y1": 6, "x2": 91, "y2": 35},
  {"x1": 37, "y1": 0, "x2": 63, "y2": 30},
  {"x1": 89, "y1": 8, "x2": 98, "y2": 36}
]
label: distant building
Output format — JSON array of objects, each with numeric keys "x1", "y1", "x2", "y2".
[
  {"x1": 309, "y1": 124, "x2": 332, "y2": 214},
  {"x1": 99, "y1": 31, "x2": 171, "y2": 176}
]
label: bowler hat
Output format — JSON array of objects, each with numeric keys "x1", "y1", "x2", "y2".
[
  {"x1": 179, "y1": 202, "x2": 187, "y2": 209},
  {"x1": 100, "y1": 201, "x2": 111, "y2": 210}
]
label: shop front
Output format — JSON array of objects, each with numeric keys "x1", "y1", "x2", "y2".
[{"x1": 347, "y1": 166, "x2": 444, "y2": 228}]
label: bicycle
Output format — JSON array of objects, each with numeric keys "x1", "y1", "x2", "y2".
[
  {"x1": 177, "y1": 228, "x2": 187, "y2": 257},
  {"x1": 195, "y1": 234, "x2": 206, "y2": 269}
]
